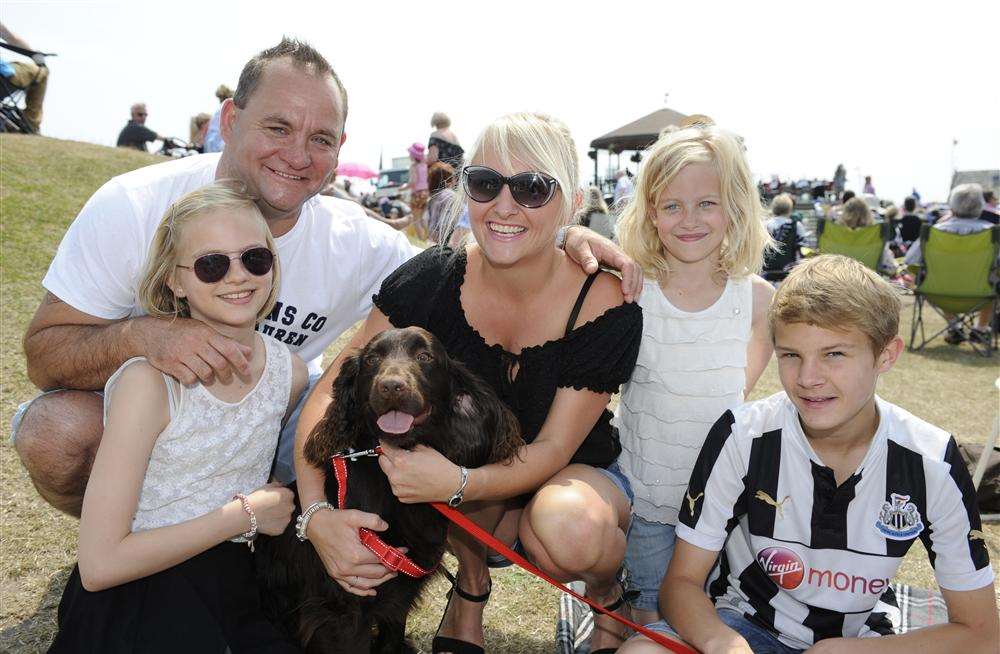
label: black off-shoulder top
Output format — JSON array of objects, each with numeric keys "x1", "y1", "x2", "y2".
[{"x1": 372, "y1": 247, "x2": 642, "y2": 468}]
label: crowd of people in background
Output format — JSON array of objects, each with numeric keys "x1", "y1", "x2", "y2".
[{"x1": 3, "y1": 31, "x2": 997, "y2": 654}]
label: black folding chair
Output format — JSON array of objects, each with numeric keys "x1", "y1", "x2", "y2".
[{"x1": 0, "y1": 40, "x2": 55, "y2": 134}]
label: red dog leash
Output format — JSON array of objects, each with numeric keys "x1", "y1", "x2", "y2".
[
  {"x1": 430, "y1": 501, "x2": 697, "y2": 654},
  {"x1": 330, "y1": 448, "x2": 433, "y2": 579},
  {"x1": 334, "y1": 447, "x2": 695, "y2": 652}
]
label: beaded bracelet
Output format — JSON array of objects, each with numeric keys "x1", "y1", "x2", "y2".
[{"x1": 232, "y1": 493, "x2": 258, "y2": 551}]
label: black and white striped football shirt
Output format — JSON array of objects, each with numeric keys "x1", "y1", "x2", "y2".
[{"x1": 676, "y1": 392, "x2": 993, "y2": 650}]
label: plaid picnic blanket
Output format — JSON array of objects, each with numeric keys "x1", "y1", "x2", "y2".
[{"x1": 555, "y1": 582, "x2": 946, "y2": 653}]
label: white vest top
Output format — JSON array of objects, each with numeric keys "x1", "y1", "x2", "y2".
[
  {"x1": 615, "y1": 276, "x2": 752, "y2": 524},
  {"x1": 102, "y1": 336, "x2": 293, "y2": 532}
]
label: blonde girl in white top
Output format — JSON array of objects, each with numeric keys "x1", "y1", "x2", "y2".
[
  {"x1": 50, "y1": 182, "x2": 308, "y2": 653},
  {"x1": 614, "y1": 121, "x2": 775, "y2": 625}
]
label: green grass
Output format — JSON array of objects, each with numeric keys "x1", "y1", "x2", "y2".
[{"x1": 1, "y1": 135, "x2": 997, "y2": 652}]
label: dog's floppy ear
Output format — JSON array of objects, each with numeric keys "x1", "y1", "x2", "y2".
[
  {"x1": 303, "y1": 351, "x2": 362, "y2": 467},
  {"x1": 446, "y1": 359, "x2": 523, "y2": 468}
]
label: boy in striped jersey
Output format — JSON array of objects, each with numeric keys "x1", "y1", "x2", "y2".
[{"x1": 621, "y1": 255, "x2": 997, "y2": 654}]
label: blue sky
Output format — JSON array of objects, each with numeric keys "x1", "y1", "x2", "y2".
[{"x1": 3, "y1": 0, "x2": 998, "y2": 203}]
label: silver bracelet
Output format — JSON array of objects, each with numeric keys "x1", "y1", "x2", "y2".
[
  {"x1": 296, "y1": 501, "x2": 336, "y2": 542},
  {"x1": 231, "y1": 493, "x2": 257, "y2": 550},
  {"x1": 447, "y1": 466, "x2": 470, "y2": 507}
]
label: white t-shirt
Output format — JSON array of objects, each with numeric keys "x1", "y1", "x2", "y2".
[{"x1": 43, "y1": 153, "x2": 416, "y2": 375}]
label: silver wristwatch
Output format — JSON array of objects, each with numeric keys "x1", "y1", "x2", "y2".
[
  {"x1": 447, "y1": 466, "x2": 470, "y2": 507},
  {"x1": 295, "y1": 501, "x2": 335, "y2": 541}
]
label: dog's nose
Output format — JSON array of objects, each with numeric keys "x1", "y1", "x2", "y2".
[{"x1": 377, "y1": 376, "x2": 409, "y2": 398}]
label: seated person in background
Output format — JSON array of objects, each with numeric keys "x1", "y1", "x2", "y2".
[
  {"x1": 882, "y1": 206, "x2": 902, "y2": 256},
  {"x1": 897, "y1": 196, "x2": 923, "y2": 247},
  {"x1": 839, "y1": 197, "x2": 897, "y2": 275},
  {"x1": 981, "y1": 191, "x2": 999, "y2": 225},
  {"x1": 905, "y1": 183, "x2": 996, "y2": 345},
  {"x1": 116, "y1": 103, "x2": 162, "y2": 151},
  {"x1": 0, "y1": 22, "x2": 48, "y2": 133},
  {"x1": 765, "y1": 192, "x2": 808, "y2": 264},
  {"x1": 577, "y1": 186, "x2": 615, "y2": 240},
  {"x1": 828, "y1": 189, "x2": 856, "y2": 222},
  {"x1": 620, "y1": 254, "x2": 997, "y2": 654}
]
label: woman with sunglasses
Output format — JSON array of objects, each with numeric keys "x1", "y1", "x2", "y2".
[
  {"x1": 295, "y1": 113, "x2": 642, "y2": 653},
  {"x1": 49, "y1": 182, "x2": 307, "y2": 653}
]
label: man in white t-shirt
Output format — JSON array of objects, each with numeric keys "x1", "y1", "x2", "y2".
[
  {"x1": 14, "y1": 38, "x2": 419, "y2": 508},
  {"x1": 13, "y1": 37, "x2": 642, "y2": 590}
]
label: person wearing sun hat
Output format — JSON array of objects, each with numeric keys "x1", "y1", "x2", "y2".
[{"x1": 403, "y1": 141, "x2": 430, "y2": 239}]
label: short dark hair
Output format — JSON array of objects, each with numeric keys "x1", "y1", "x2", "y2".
[
  {"x1": 841, "y1": 190, "x2": 856, "y2": 203},
  {"x1": 233, "y1": 37, "x2": 348, "y2": 122},
  {"x1": 985, "y1": 190, "x2": 996, "y2": 204},
  {"x1": 903, "y1": 196, "x2": 917, "y2": 212}
]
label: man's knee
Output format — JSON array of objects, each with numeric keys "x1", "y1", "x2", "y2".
[{"x1": 14, "y1": 390, "x2": 103, "y2": 499}]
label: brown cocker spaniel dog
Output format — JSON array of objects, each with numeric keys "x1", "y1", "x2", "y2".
[{"x1": 256, "y1": 327, "x2": 522, "y2": 653}]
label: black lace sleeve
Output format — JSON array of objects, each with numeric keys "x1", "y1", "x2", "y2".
[
  {"x1": 557, "y1": 302, "x2": 642, "y2": 393},
  {"x1": 372, "y1": 246, "x2": 455, "y2": 329}
]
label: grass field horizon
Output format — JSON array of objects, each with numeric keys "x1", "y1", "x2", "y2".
[{"x1": 1, "y1": 134, "x2": 997, "y2": 653}]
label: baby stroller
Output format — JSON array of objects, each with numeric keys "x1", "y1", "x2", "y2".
[{"x1": 0, "y1": 40, "x2": 54, "y2": 134}]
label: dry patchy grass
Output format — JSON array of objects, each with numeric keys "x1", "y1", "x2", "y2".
[{"x1": 1, "y1": 135, "x2": 997, "y2": 652}]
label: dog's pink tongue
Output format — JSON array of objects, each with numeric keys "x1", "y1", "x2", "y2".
[{"x1": 377, "y1": 411, "x2": 415, "y2": 434}]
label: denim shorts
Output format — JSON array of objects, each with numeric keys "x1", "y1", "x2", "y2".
[
  {"x1": 624, "y1": 516, "x2": 678, "y2": 612},
  {"x1": 9, "y1": 372, "x2": 322, "y2": 485},
  {"x1": 595, "y1": 461, "x2": 635, "y2": 506},
  {"x1": 636, "y1": 609, "x2": 804, "y2": 654}
]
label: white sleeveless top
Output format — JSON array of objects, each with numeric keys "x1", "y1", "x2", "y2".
[
  {"x1": 102, "y1": 336, "x2": 293, "y2": 532},
  {"x1": 614, "y1": 276, "x2": 752, "y2": 524}
]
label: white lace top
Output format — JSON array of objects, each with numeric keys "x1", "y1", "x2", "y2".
[
  {"x1": 102, "y1": 336, "x2": 293, "y2": 532},
  {"x1": 614, "y1": 276, "x2": 752, "y2": 524}
]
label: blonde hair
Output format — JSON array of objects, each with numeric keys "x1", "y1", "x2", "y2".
[
  {"x1": 841, "y1": 197, "x2": 873, "y2": 228},
  {"x1": 617, "y1": 124, "x2": 773, "y2": 281},
  {"x1": 137, "y1": 181, "x2": 280, "y2": 322},
  {"x1": 442, "y1": 112, "x2": 579, "y2": 242},
  {"x1": 189, "y1": 112, "x2": 211, "y2": 142},
  {"x1": 431, "y1": 112, "x2": 451, "y2": 129},
  {"x1": 769, "y1": 254, "x2": 900, "y2": 353},
  {"x1": 771, "y1": 193, "x2": 794, "y2": 217}
]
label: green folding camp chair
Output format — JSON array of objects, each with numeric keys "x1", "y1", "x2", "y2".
[
  {"x1": 816, "y1": 218, "x2": 892, "y2": 271},
  {"x1": 909, "y1": 224, "x2": 1000, "y2": 357}
]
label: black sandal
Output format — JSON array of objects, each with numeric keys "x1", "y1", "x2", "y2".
[
  {"x1": 432, "y1": 568, "x2": 492, "y2": 654},
  {"x1": 590, "y1": 568, "x2": 640, "y2": 654}
]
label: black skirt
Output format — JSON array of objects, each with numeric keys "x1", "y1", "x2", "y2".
[{"x1": 49, "y1": 541, "x2": 299, "y2": 653}]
